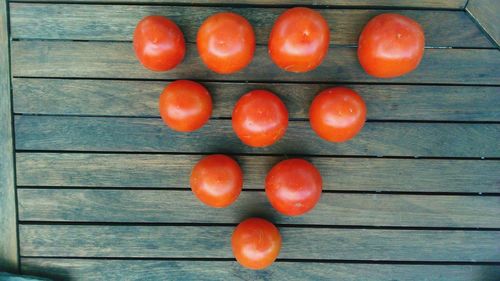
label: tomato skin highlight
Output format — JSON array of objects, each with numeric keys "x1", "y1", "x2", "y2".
[
  {"x1": 190, "y1": 154, "x2": 243, "y2": 208},
  {"x1": 358, "y1": 13, "x2": 425, "y2": 78},
  {"x1": 309, "y1": 87, "x2": 366, "y2": 143},
  {"x1": 197, "y1": 12, "x2": 256, "y2": 74},
  {"x1": 158, "y1": 80, "x2": 212, "y2": 132},
  {"x1": 232, "y1": 218, "x2": 281, "y2": 270},
  {"x1": 133, "y1": 16, "x2": 186, "y2": 71},
  {"x1": 268, "y1": 7, "x2": 330, "y2": 73},
  {"x1": 232, "y1": 90, "x2": 288, "y2": 147},
  {"x1": 266, "y1": 159, "x2": 323, "y2": 216}
]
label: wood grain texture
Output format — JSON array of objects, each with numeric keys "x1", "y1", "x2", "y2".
[
  {"x1": 7, "y1": 1, "x2": 500, "y2": 278},
  {"x1": 11, "y1": 41, "x2": 500, "y2": 85},
  {"x1": 19, "y1": 224, "x2": 500, "y2": 261},
  {"x1": 12, "y1": 79, "x2": 500, "y2": 121},
  {"x1": 14, "y1": 116, "x2": 500, "y2": 157},
  {"x1": 0, "y1": 0, "x2": 18, "y2": 273},
  {"x1": 466, "y1": 0, "x2": 500, "y2": 47},
  {"x1": 17, "y1": 189, "x2": 500, "y2": 228},
  {"x1": 9, "y1": 0, "x2": 468, "y2": 9},
  {"x1": 15, "y1": 153, "x2": 500, "y2": 193},
  {"x1": 20, "y1": 258, "x2": 500, "y2": 281},
  {"x1": 9, "y1": 4, "x2": 491, "y2": 48}
]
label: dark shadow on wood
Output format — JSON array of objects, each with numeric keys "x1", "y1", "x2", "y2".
[
  {"x1": 0, "y1": 0, "x2": 19, "y2": 274},
  {"x1": 20, "y1": 262, "x2": 72, "y2": 281}
]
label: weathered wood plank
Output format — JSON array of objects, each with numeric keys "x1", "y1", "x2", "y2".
[
  {"x1": 12, "y1": 79, "x2": 500, "y2": 121},
  {"x1": 466, "y1": 0, "x2": 500, "y2": 47},
  {"x1": 15, "y1": 153, "x2": 500, "y2": 193},
  {"x1": 9, "y1": 0, "x2": 468, "y2": 9},
  {"x1": 11, "y1": 41, "x2": 500, "y2": 85},
  {"x1": 20, "y1": 258, "x2": 500, "y2": 281},
  {"x1": 14, "y1": 116, "x2": 500, "y2": 157},
  {"x1": 0, "y1": 0, "x2": 18, "y2": 273},
  {"x1": 19, "y1": 224, "x2": 500, "y2": 261},
  {"x1": 9, "y1": 4, "x2": 491, "y2": 48},
  {"x1": 17, "y1": 189, "x2": 500, "y2": 228}
]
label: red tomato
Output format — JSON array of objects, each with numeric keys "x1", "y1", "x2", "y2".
[
  {"x1": 190, "y1": 154, "x2": 243, "y2": 208},
  {"x1": 133, "y1": 16, "x2": 185, "y2": 71},
  {"x1": 197, "y1": 12, "x2": 255, "y2": 74},
  {"x1": 266, "y1": 159, "x2": 322, "y2": 216},
  {"x1": 358, "y1": 13, "x2": 425, "y2": 78},
  {"x1": 309, "y1": 87, "x2": 366, "y2": 142},
  {"x1": 159, "y1": 80, "x2": 212, "y2": 132},
  {"x1": 232, "y1": 90, "x2": 288, "y2": 147},
  {"x1": 268, "y1": 7, "x2": 330, "y2": 72},
  {"x1": 232, "y1": 218, "x2": 281, "y2": 270}
]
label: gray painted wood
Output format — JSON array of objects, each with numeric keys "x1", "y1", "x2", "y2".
[
  {"x1": 9, "y1": 4, "x2": 491, "y2": 48},
  {"x1": 12, "y1": 79, "x2": 500, "y2": 121},
  {"x1": 9, "y1": 0, "x2": 468, "y2": 9},
  {"x1": 467, "y1": 0, "x2": 500, "y2": 47},
  {"x1": 20, "y1": 258, "x2": 500, "y2": 281},
  {"x1": 17, "y1": 189, "x2": 500, "y2": 227},
  {"x1": 14, "y1": 116, "x2": 500, "y2": 157},
  {"x1": 0, "y1": 0, "x2": 18, "y2": 273},
  {"x1": 11, "y1": 41, "x2": 500, "y2": 85},
  {"x1": 19, "y1": 224, "x2": 500, "y2": 261},
  {"x1": 15, "y1": 153, "x2": 500, "y2": 193}
]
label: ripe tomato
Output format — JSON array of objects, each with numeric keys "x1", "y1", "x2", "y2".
[
  {"x1": 190, "y1": 154, "x2": 243, "y2": 208},
  {"x1": 133, "y1": 16, "x2": 186, "y2": 71},
  {"x1": 159, "y1": 80, "x2": 212, "y2": 132},
  {"x1": 309, "y1": 87, "x2": 366, "y2": 142},
  {"x1": 232, "y1": 218, "x2": 281, "y2": 270},
  {"x1": 232, "y1": 90, "x2": 288, "y2": 147},
  {"x1": 268, "y1": 7, "x2": 330, "y2": 73},
  {"x1": 358, "y1": 13, "x2": 425, "y2": 78},
  {"x1": 266, "y1": 159, "x2": 322, "y2": 216},
  {"x1": 197, "y1": 12, "x2": 255, "y2": 74}
]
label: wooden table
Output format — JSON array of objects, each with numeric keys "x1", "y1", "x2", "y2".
[{"x1": 1, "y1": 0, "x2": 499, "y2": 280}]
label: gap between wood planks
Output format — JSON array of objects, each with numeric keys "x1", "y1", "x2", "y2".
[
  {"x1": 16, "y1": 256, "x2": 500, "y2": 265},
  {"x1": 11, "y1": 76, "x2": 500, "y2": 87},
  {"x1": 16, "y1": 221, "x2": 500, "y2": 231},
  {"x1": 13, "y1": 112, "x2": 500, "y2": 124},
  {"x1": 6, "y1": 1, "x2": 467, "y2": 11},
  {"x1": 14, "y1": 185, "x2": 500, "y2": 196},
  {"x1": 14, "y1": 150, "x2": 500, "y2": 160},
  {"x1": 9, "y1": 38, "x2": 497, "y2": 50}
]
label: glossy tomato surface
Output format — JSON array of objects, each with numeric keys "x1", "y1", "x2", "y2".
[
  {"x1": 266, "y1": 159, "x2": 322, "y2": 216},
  {"x1": 268, "y1": 7, "x2": 330, "y2": 73},
  {"x1": 197, "y1": 12, "x2": 255, "y2": 74},
  {"x1": 309, "y1": 87, "x2": 366, "y2": 142},
  {"x1": 232, "y1": 90, "x2": 288, "y2": 147},
  {"x1": 358, "y1": 13, "x2": 425, "y2": 78},
  {"x1": 190, "y1": 154, "x2": 243, "y2": 208},
  {"x1": 232, "y1": 218, "x2": 281, "y2": 270},
  {"x1": 133, "y1": 16, "x2": 185, "y2": 71},
  {"x1": 159, "y1": 80, "x2": 212, "y2": 132}
]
